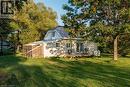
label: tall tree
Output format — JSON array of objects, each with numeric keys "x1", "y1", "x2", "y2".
[
  {"x1": 62, "y1": 0, "x2": 88, "y2": 37},
  {"x1": 62, "y1": 0, "x2": 130, "y2": 60},
  {"x1": 0, "y1": 0, "x2": 27, "y2": 36},
  {"x1": 10, "y1": 1, "x2": 57, "y2": 44}
]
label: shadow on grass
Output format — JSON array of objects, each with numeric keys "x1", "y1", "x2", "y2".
[
  {"x1": 48, "y1": 58, "x2": 130, "y2": 87},
  {"x1": 0, "y1": 55, "x2": 130, "y2": 87},
  {"x1": 0, "y1": 56, "x2": 79, "y2": 87}
]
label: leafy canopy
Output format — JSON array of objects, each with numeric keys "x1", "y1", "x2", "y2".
[
  {"x1": 62, "y1": 0, "x2": 130, "y2": 57},
  {"x1": 10, "y1": 0, "x2": 57, "y2": 44},
  {"x1": 62, "y1": 0, "x2": 130, "y2": 37}
]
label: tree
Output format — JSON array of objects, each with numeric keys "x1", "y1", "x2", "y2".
[
  {"x1": 62, "y1": 0, "x2": 88, "y2": 37},
  {"x1": 0, "y1": 0, "x2": 27, "y2": 37},
  {"x1": 10, "y1": 0, "x2": 57, "y2": 44},
  {"x1": 62, "y1": 0, "x2": 130, "y2": 60},
  {"x1": 119, "y1": 34, "x2": 130, "y2": 56}
]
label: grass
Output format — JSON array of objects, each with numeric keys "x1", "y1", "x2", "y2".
[{"x1": 0, "y1": 55, "x2": 130, "y2": 87}]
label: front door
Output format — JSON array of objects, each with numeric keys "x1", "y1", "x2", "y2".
[{"x1": 76, "y1": 43, "x2": 84, "y2": 53}]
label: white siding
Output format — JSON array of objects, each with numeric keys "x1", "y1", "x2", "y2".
[{"x1": 43, "y1": 41, "x2": 66, "y2": 58}]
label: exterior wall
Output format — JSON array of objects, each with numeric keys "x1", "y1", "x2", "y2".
[
  {"x1": 84, "y1": 41, "x2": 98, "y2": 56},
  {"x1": 61, "y1": 39, "x2": 78, "y2": 55},
  {"x1": 83, "y1": 41, "x2": 98, "y2": 52},
  {"x1": 43, "y1": 39, "x2": 100, "y2": 58},
  {"x1": 43, "y1": 40, "x2": 79, "y2": 58},
  {"x1": 43, "y1": 40, "x2": 66, "y2": 58}
]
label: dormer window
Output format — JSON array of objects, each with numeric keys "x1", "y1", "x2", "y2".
[{"x1": 52, "y1": 32, "x2": 55, "y2": 37}]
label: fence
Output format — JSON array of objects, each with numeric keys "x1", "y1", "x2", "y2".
[{"x1": 23, "y1": 43, "x2": 43, "y2": 58}]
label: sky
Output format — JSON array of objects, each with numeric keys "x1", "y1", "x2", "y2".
[{"x1": 34, "y1": 0, "x2": 68, "y2": 26}]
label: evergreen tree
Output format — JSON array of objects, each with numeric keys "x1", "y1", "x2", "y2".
[{"x1": 62, "y1": 0, "x2": 130, "y2": 60}]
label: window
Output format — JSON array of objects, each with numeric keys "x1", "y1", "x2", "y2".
[
  {"x1": 56, "y1": 43, "x2": 60, "y2": 47},
  {"x1": 1, "y1": 1, "x2": 14, "y2": 14},
  {"x1": 46, "y1": 43, "x2": 53, "y2": 48},
  {"x1": 66, "y1": 43, "x2": 71, "y2": 48},
  {"x1": 80, "y1": 43, "x2": 84, "y2": 52},
  {"x1": 52, "y1": 32, "x2": 55, "y2": 37},
  {"x1": 76, "y1": 43, "x2": 80, "y2": 52},
  {"x1": 76, "y1": 43, "x2": 84, "y2": 52}
]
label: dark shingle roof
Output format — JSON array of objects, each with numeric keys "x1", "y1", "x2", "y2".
[{"x1": 55, "y1": 26, "x2": 69, "y2": 38}]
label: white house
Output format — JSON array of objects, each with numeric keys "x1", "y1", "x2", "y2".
[
  {"x1": 42, "y1": 26, "x2": 100, "y2": 58},
  {"x1": 23, "y1": 26, "x2": 100, "y2": 58}
]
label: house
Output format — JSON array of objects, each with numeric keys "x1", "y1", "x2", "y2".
[
  {"x1": 0, "y1": 0, "x2": 19, "y2": 19},
  {"x1": 23, "y1": 26, "x2": 100, "y2": 58},
  {"x1": 0, "y1": 40, "x2": 15, "y2": 55},
  {"x1": 43, "y1": 26, "x2": 100, "y2": 58}
]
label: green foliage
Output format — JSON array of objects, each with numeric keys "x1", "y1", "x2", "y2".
[
  {"x1": 0, "y1": 20, "x2": 12, "y2": 34},
  {"x1": 10, "y1": 1, "x2": 57, "y2": 44},
  {"x1": 62, "y1": 0, "x2": 130, "y2": 57},
  {"x1": 119, "y1": 35, "x2": 130, "y2": 56},
  {"x1": 87, "y1": 0, "x2": 130, "y2": 56},
  {"x1": 0, "y1": 0, "x2": 27, "y2": 40},
  {"x1": 62, "y1": 0, "x2": 89, "y2": 37},
  {"x1": 19, "y1": 29, "x2": 40, "y2": 44}
]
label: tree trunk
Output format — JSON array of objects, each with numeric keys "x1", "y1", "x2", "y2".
[{"x1": 113, "y1": 36, "x2": 118, "y2": 60}]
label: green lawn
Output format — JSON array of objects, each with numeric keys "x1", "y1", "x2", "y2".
[{"x1": 0, "y1": 55, "x2": 130, "y2": 87}]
